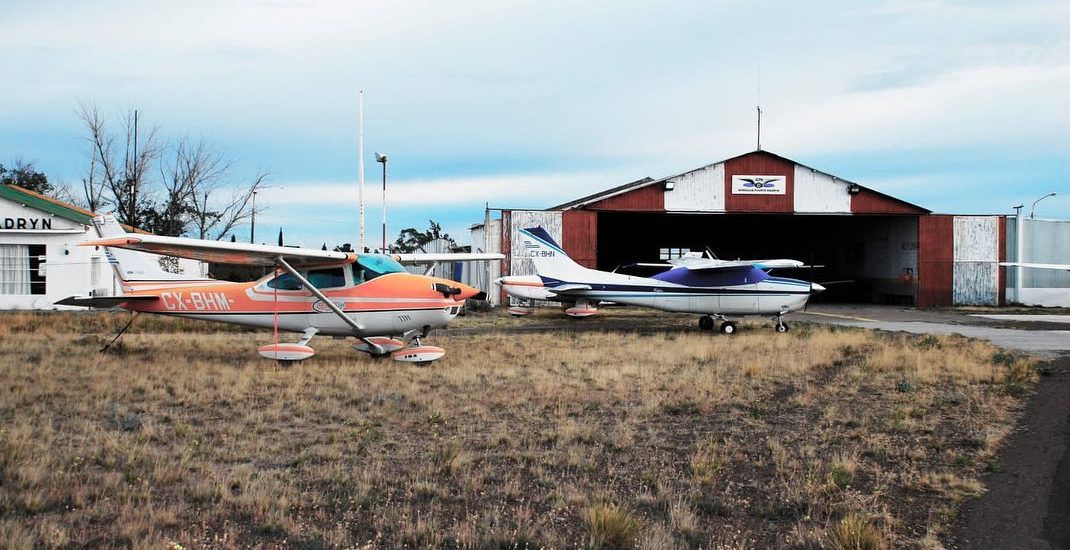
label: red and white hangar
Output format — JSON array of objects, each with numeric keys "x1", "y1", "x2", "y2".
[{"x1": 475, "y1": 150, "x2": 1063, "y2": 308}]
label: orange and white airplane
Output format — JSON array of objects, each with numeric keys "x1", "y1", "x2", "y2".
[{"x1": 58, "y1": 215, "x2": 502, "y2": 364}]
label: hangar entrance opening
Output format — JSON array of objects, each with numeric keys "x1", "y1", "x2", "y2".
[{"x1": 596, "y1": 213, "x2": 919, "y2": 305}]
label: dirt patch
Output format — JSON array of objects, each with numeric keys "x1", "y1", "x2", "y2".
[{"x1": 953, "y1": 354, "x2": 1070, "y2": 549}]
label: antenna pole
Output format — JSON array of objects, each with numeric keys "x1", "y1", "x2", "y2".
[
  {"x1": 358, "y1": 90, "x2": 366, "y2": 252},
  {"x1": 756, "y1": 105, "x2": 762, "y2": 151}
]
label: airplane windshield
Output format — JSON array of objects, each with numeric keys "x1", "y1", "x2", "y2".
[{"x1": 353, "y1": 254, "x2": 408, "y2": 284}]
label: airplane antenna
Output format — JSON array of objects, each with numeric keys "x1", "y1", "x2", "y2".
[{"x1": 358, "y1": 90, "x2": 366, "y2": 252}]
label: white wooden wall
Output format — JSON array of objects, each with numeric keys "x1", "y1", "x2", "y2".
[
  {"x1": 663, "y1": 164, "x2": 725, "y2": 212},
  {"x1": 953, "y1": 216, "x2": 999, "y2": 305},
  {"x1": 794, "y1": 167, "x2": 851, "y2": 213}
]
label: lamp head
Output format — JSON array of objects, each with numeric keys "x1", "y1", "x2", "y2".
[{"x1": 375, "y1": 153, "x2": 387, "y2": 163}]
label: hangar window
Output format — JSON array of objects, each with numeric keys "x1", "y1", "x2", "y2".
[
  {"x1": 0, "y1": 244, "x2": 46, "y2": 295},
  {"x1": 659, "y1": 247, "x2": 691, "y2": 260}
]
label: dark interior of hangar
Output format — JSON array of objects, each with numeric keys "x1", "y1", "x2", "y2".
[{"x1": 596, "y1": 212, "x2": 919, "y2": 304}]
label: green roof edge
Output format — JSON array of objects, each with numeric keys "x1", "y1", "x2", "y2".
[{"x1": 0, "y1": 185, "x2": 95, "y2": 226}]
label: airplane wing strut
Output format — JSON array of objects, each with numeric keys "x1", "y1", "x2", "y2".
[{"x1": 274, "y1": 256, "x2": 385, "y2": 354}]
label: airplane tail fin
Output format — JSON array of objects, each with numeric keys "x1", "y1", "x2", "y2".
[
  {"x1": 92, "y1": 214, "x2": 208, "y2": 291},
  {"x1": 518, "y1": 227, "x2": 588, "y2": 281}
]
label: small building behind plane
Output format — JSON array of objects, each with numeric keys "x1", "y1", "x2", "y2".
[
  {"x1": 476, "y1": 150, "x2": 1069, "y2": 308},
  {"x1": 0, "y1": 185, "x2": 204, "y2": 310}
]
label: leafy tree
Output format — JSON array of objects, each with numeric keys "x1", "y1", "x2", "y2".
[
  {"x1": 392, "y1": 221, "x2": 456, "y2": 253},
  {"x1": 0, "y1": 159, "x2": 52, "y2": 195}
]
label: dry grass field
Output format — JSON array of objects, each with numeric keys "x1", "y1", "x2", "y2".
[{"x1": 0, "y1": 310, "x2": 1041, "y2": 549}]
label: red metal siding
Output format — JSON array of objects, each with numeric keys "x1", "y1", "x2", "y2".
[
  {"x1": 562, "y1": 210, "x2": 598, "y2": 268},
  {"x1": 851, "y1": 190, "x2": 927, "y2": 215},
  {"x1": 998, "y1": 216, "x2": 1006, "y2": 306},
  {"x1": 723, "y1": 152, "x2": 795, "y2": 212},
  {"x1": 918, "y1": 215, "x2": 954, "y2": 307},
  {"x1": 586, "y1": 184, "x2": 664, "y2": 211}
]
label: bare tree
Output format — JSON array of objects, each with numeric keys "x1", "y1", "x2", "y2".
[
  {"x1": 190, "y1": 170, "x2": 268, "y2": 240},
  {"x1": 148, "y1": 137, "x2": 229, "y2": 236},
  {"x1": 78, "y1": 101, "x2": 268, "y2": 239},
  {"x1": 77, "y1": 102, "x2": 160, "y2": 226}
]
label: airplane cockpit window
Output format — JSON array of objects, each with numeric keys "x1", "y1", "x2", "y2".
[
  {"x1": 307, "y1": 267, "x2": 347, "y2": 289},
  {"x1": 267, "y1": 272, "x2": 302, "y2": 291},
  {"x1": 353, "y1": 254, "x2": 407, "y2": 283}
]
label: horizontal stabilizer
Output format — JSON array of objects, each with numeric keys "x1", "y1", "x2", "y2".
[{"x1": 55, "y1": 295, "x2": 160, "y2": 308}]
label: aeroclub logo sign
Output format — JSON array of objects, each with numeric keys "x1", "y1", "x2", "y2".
[{"x1": 731, "y1": 175, "x2": 785, "y2": 195}]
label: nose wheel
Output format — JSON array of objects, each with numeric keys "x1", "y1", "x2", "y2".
[{"x1": 773, "y1": 315, "x2": 789, "y2": 333}]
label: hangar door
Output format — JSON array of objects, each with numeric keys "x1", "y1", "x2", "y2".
[{"x1": 596, "y1": 212, "x2": 919, "y2": 305}]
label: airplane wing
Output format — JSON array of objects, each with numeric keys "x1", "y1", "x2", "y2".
[
  {"x1": 55, "y1": 295, "x2": 161, "y2": 308},
  {"x1": 677, "y1": 258, "x2": 805, "y2": 271},
  {"x1": 1000, "y1": 262, "x2": 1070, "y2": 271},
  {"x1": 395, "y1": 252, "x2": 505, "y2": 264},
  {"x1": 83, "y1": 234, "x2": 351, "y2": 267}
]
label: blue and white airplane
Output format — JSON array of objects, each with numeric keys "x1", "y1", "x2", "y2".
[{"x1": 503, "y1": 227, "x2": 825, "y2": 333}]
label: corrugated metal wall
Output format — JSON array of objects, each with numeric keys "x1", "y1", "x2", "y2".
[
  {"x1": 952, "y1": 216, "x2": 999, "y2": 305},
  {"x1": 663, "y1": 164, "x2": 725, "y2": 212},
  {"x1": 793, "y1": 166, "x2": 851, "y2": 213},
  {"x1": 850, "y1": 191, "x2": 925, "y2": 215},
  {"x1": 562, "y1": 210, "x2": 598, "y2": 268},
  {"x1": 587, "y1": 185, "x2": 665, "y2": 211},
  {"x1": 918, "y1": 216, "x2": 953, "y2": 306},
  {"x1": 1006, "y1": 218, "x2": 1070, "y2": 306}
]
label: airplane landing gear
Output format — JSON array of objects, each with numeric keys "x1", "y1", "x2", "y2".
[
  {"x1": 719, "y1": 321, "x2": 737, "y2": 335},
  {"x1": 698, "y1": 315, "x2": 715, "y2": 330},
  {"x1": 773, "y1": 315, "x2": 789, "y2": 333}
]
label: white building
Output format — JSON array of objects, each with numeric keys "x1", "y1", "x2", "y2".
[{"x1": 0, "y1": 185, "x2": 204, "y2": 310}]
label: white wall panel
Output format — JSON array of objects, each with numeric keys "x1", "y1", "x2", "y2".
[
  {"x1": 953, "y1": 263, "x2": 999, "y2": 305},
  {"x1": 953, "y1": 216, "x2": 998, "y2": 261},
  {"x1": 952, "y1": 216, "x2": 999, "y2": 305},
  {"x1": 793, "y1": 167, "x2": 851, "y2": 213},
  {"x1": 663, "y1": 164, "x2": 725, "y2": 212}
]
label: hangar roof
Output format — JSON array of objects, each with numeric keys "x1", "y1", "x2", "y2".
[{"x1": 550, "y1": 150, "x2": 930, "y2": 215}]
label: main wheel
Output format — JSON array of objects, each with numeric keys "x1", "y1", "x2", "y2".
[
  {"x1": 720, "y1": 321, "x2": 736, "y2": 335},
  {"x1": 698, "y1": 315, "x2": 715, "y2": 330},
  {"x1": 775, "y1": 322, "x2": 789, "y2": 333}
]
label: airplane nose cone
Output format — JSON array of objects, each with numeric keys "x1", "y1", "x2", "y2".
[
  {"x1": 811, "y1": 282, "x2": 826, "y2": 293},
  {"x1": 456, "y1": 283, "x2": 482, "y2": 301},
  {"x1": 492, "y1": 277, "x2": 504, "y2": 287}
]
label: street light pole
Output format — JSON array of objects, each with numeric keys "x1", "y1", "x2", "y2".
[
  {"x1": 375, "y1": 153, "x2": 388, "y2": 252},
  {"x1": 1030, "y1": 192, "x2": 1056, "y2": 219},
  {"x1": 250, "y1": 190, "x2": 258, "y2": 244}
]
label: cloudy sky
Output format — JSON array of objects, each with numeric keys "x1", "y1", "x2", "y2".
[{"x1": 2, "y1": 0, "x2": 1068, "y2": 249}]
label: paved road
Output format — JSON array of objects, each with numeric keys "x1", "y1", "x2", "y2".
[{"x1": 796, "y1": 305, "x2": 1070, "y2": 358}]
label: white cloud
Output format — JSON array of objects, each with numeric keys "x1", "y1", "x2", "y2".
[{"x1": 258, "y1": 170, "x2": 636, "y2": 209}]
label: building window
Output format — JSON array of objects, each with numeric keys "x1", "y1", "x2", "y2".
[
  {"x1": 659, "y1": 247, "x2": 691, "y2": 260},
  {"x1": 0, "y1": 244, "x2": 46, "y2": 295}
]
